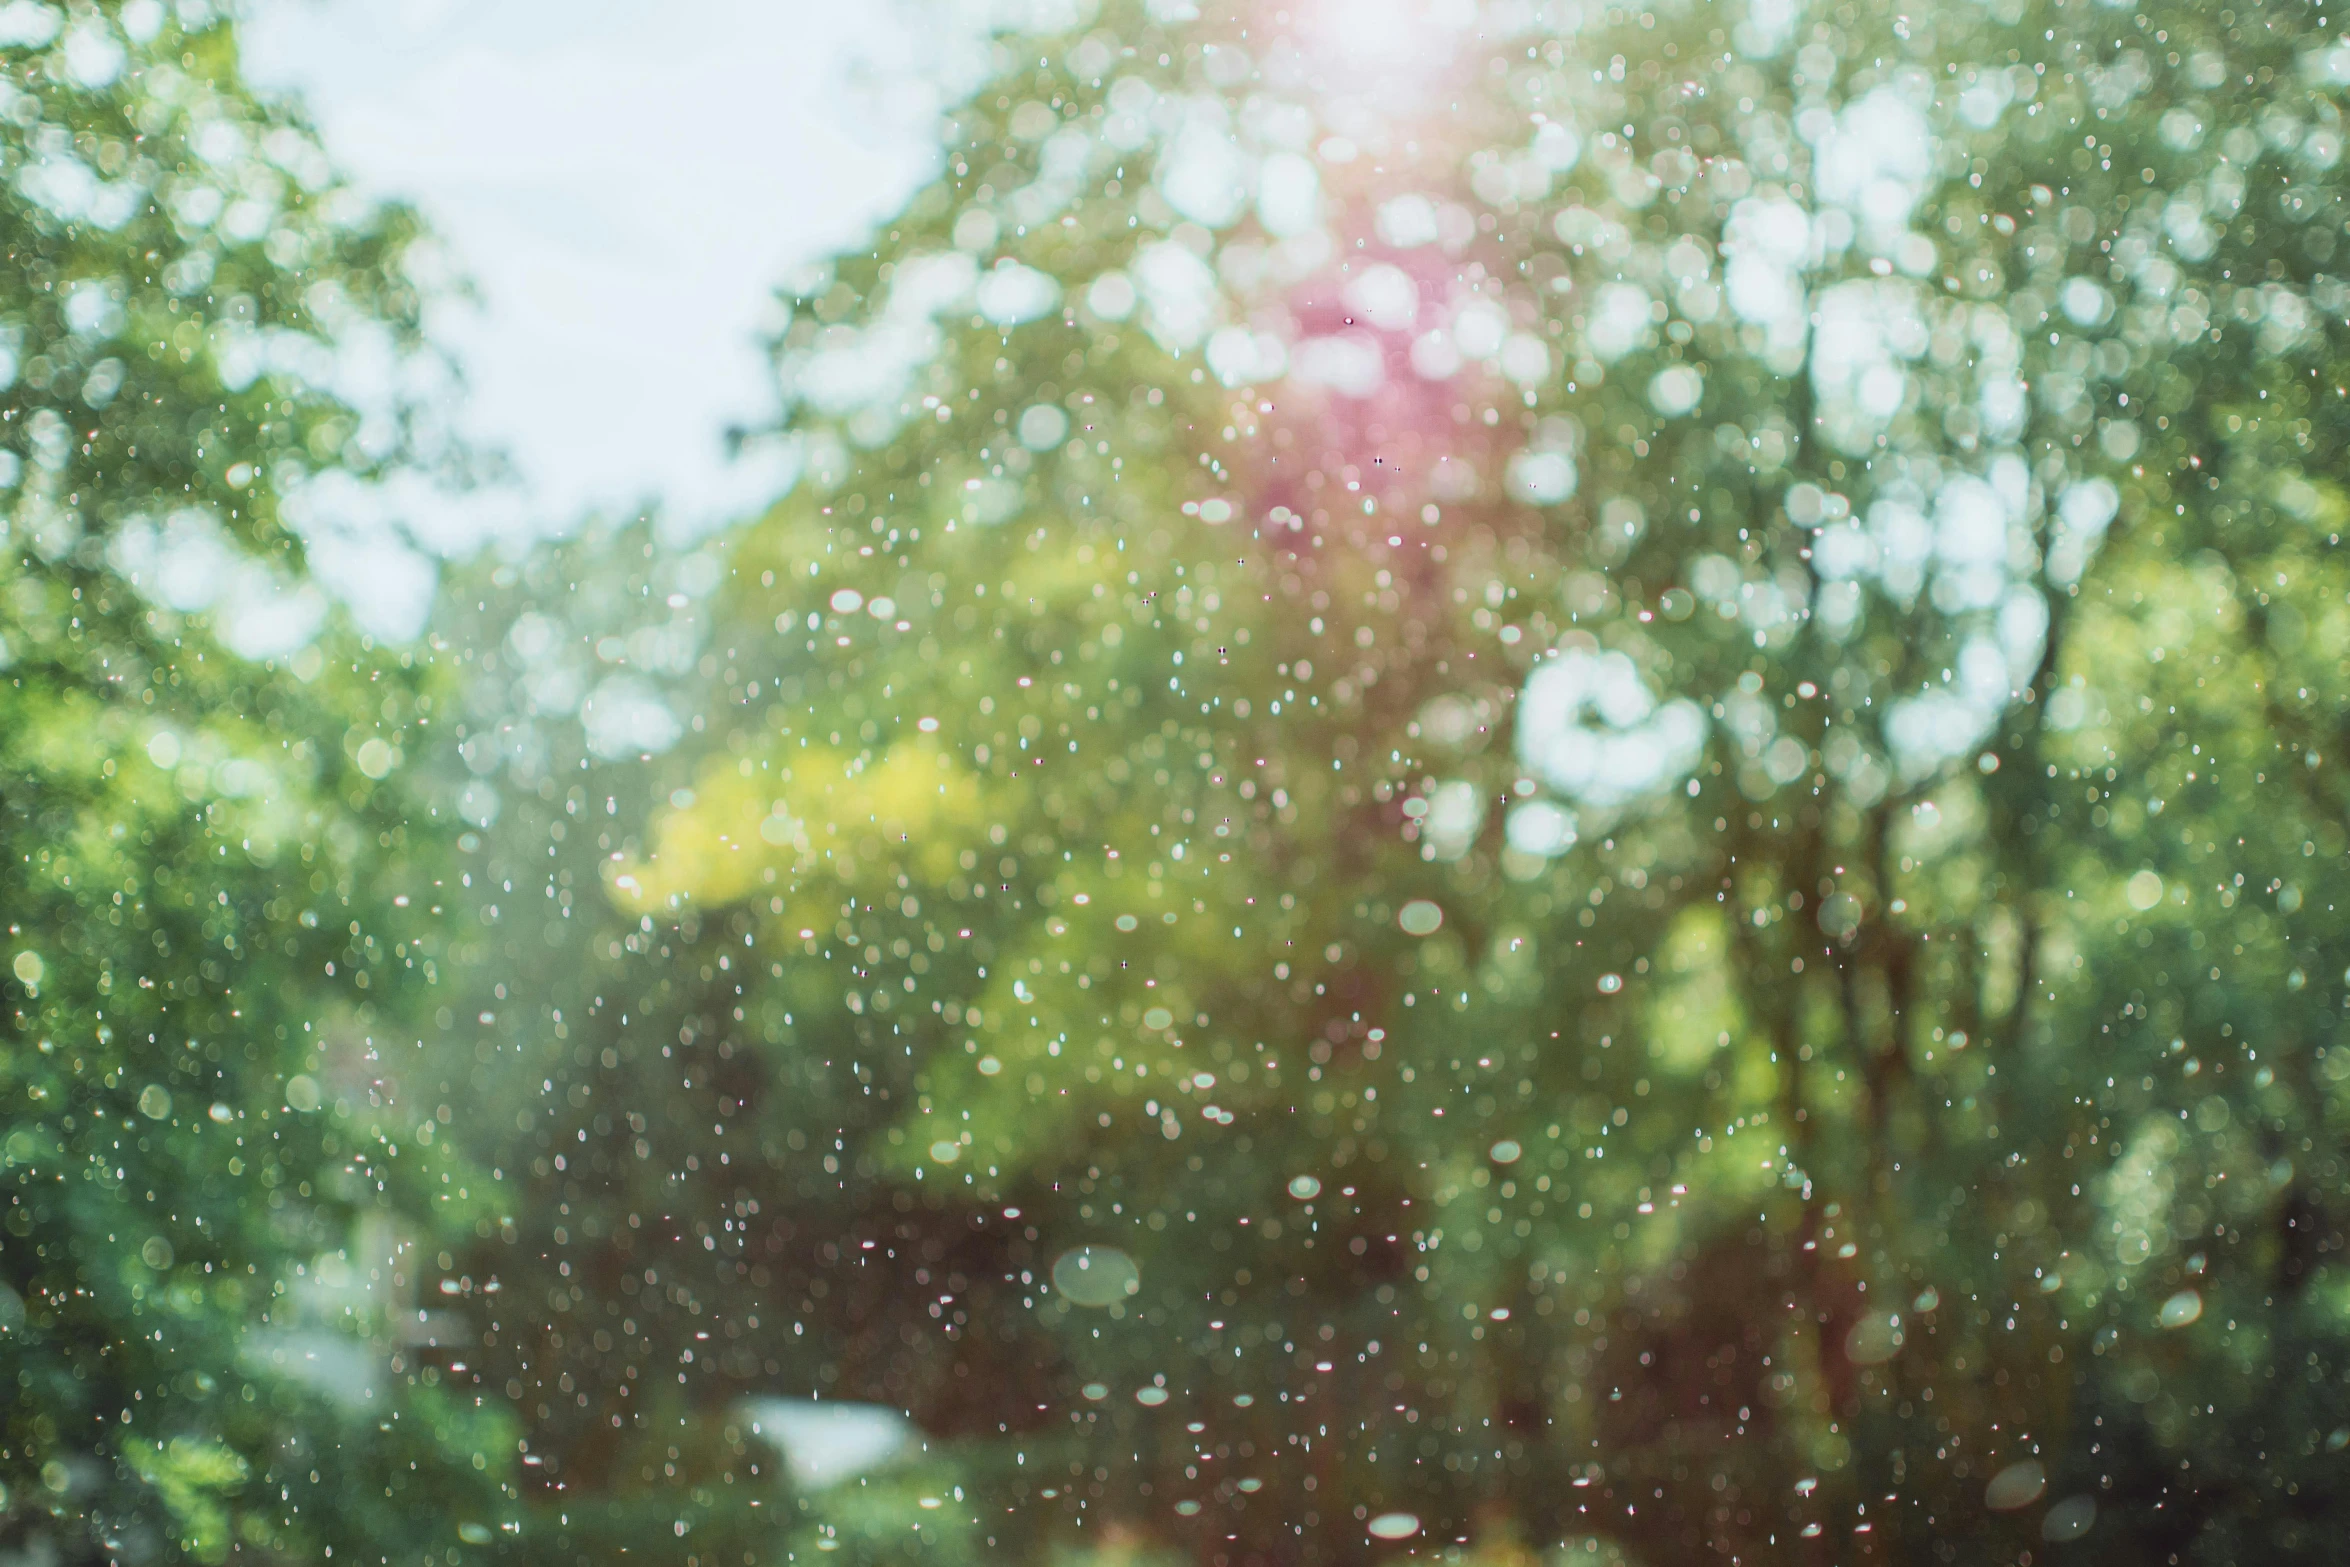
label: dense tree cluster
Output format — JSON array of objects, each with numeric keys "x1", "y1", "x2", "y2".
[{"x1": 0, "y1": 3, "x2": 505, "y2": 1563}]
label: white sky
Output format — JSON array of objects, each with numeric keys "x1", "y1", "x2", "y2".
[{"x1": 242, "y1": 0, "x2": 968, "y2": 550}]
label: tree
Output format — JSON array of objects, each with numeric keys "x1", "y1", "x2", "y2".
[
  {"x1": 382, "y1": 1, "x2": 2350, "y2": 1564},
  {"x1": 0, "y1": 8, "x2": 507, "y2": 1562}
]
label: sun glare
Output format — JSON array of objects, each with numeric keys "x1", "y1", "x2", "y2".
[{"x1": 1295, "y1": 0, "x2": 1473, "y2": 99}]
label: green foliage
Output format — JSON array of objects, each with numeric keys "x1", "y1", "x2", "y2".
[
  {"x1": 12, "y1": 1, "x2": 2350, "y2": 1565},
  {"x1": 0, "y1": 5, "x2": 505, "y2": 1562},
  {"x1": 437, "y1": 3, "x2": 2350, "y2": 1564}
]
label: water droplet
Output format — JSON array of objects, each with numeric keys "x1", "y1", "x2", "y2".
[
  {"x1": 1488, "y1": 1140, "x2": 1522, "y2": 1164},
  {"x1": 2041, "y1": 1494, "x2": 2097, "y2": 1542},
  {"x1": 2158, "y1": 1288, "x2": 2203, "y2": 1329},
  {"x1": 136, "y1": 1084, "x2": 170, "y2": 1120},
  {"x1": 1843, "y1": 1311, "x2": 1905, "y2": 1366},
  {"x1": 829, "y1": 588, "x2": 864, "y2": 615},
  {"x1": 1398, "y1": 899, "x2": 1443, "y2": 935},
  {"x1": 1050, "y1": 1246, "x2": 1140, "y2": 1307},
  {"x1": 1818, "y1": 892, "x2": 1863, "y2": 938},
  {"x1": 1288, "y1": 1174, "x2": 1322, "y2": 1199},
  {"x1": 1984, "y1": 1459, "x2": 2046, "y2": 1512},
  {"x1": 1017, "y1": 405, "x2": 1069, "y2": 450},
  {"x1": 1367, "y1": 1512, "x2": 1421, "y2": 1540}
]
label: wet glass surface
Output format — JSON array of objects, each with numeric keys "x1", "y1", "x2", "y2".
[{"x1": 1, "y1": 2, "x2": 2347, "y2": 1564}]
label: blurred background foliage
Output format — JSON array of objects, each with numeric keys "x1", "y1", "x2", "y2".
[{"x1": 4, "y1": 1, "x2": 2350, "y2": 1566}]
